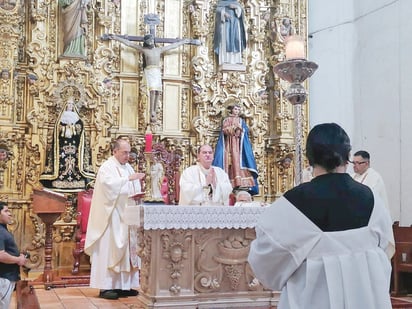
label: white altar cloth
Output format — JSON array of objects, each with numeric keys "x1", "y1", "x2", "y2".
[{"x1": 141, "y1": 205, "x2": 268, "y2": 230}]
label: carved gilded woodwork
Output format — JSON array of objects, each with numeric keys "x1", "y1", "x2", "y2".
[{"x1": 0, "y1": 0, "x2": 308, "y2": 273}]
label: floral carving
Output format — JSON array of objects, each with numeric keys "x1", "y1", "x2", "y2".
[{"x1": 161, "y1": 230, "x2": 192, "y2": 295}]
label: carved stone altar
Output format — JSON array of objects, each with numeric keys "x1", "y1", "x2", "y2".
[{"x1": 134, "y1": 205, "x2": 279, "y2": 308}]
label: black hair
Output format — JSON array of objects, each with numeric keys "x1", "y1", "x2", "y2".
[
  {"x1": 144, "y1": 34, "x2": 153, "y2": 41},
  {"x1": 353, "y1": 150, "x2": 370, "y2": 160},
  {"x1": 0, "y1": 201, "x2": 7, "y2": 212},
  {"x1": 306, "y1": 123, "x2": 351, "y2": 172},
  {"x1": 142, "y1": 34, "x2": 155, "y2": 69}
]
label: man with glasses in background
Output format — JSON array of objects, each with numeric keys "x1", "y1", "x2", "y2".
[{"x1": 351, "y1": 150, "x2": 389, "y2": 213}]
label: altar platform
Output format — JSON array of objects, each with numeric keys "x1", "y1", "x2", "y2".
[{"x1": 131, "y1": 204, "x2": 279, "y2": 308}]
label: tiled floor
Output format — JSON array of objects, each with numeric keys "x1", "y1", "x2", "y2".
[
  {"x1": 11, "y1": 287, "x2": 145, "y2": 309},
  {"x1": 10, "y1": 286, "x2": 412, "y2": 309},
  {"x1": 10, "y1": 286, "x2": 280, "y2": 309}
]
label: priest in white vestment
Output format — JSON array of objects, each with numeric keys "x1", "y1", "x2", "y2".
[
  {"x1": 84, "y1": 138, "x2": 145, "y2": 300},
  {"x1": 350, "y1": 150, "x2": 389, "y2": 211},
  {"x1": 248, "y1": 123, "x2": 394, "y2": 309},
  {"x1": 179, "y1": 144, "x2": 233, "y2": 206}
]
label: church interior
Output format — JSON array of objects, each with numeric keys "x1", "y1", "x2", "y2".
[{"x1": 3, "y1": 0, "x2": 412, "y2": 308}]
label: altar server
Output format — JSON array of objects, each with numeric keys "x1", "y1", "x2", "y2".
[{"x1": 248, "y1": 123, "x2": 394, "y2": 309}]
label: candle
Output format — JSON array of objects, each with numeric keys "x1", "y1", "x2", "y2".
[
  {"x1": 144, "y1": 129, "x2": 153, "y2": 153},
  {"x1": 285, "y1": 35, "x2": 305, "y2": 60}
]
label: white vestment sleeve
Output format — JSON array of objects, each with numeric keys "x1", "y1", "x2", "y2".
[
  {"x1": 369, "y1": 194, "x2": 395, "y2": 258},
  {"x1": 248, "y1": 197, "x2": 321, "y2": 291},
  {"x1": 85, "y1": 158, "x2": 138, "y2": 257},
  {"x1": 179, "y1": 165, "x2": 232, "y2": 205},
  {"x1": 211, "y1": 167, "x2": 232, "y2": 205},
  {"x1": 179, "y1": 166, "x2": 204, "y2": 205},
  {"x1": 249, "y1": 225, "x2": 299, "y2": 290}
]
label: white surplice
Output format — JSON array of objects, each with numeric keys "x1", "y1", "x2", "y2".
[
  {"x1": 84, "y1": 156, "x2": 141, "y2": 290},
  {"x1": 352, "y1": 167, "x2": 389, "y2": 211},
  {"x1": 179, "y1": 163, "x2": 233, "y2": 206},
  {"x1": 248, "y1": 196, "x2": 394, "y2": 309}
]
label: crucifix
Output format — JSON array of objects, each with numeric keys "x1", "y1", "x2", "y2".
[{"x1": 102, "y1": 13, "x2": 201, "y2": 123}]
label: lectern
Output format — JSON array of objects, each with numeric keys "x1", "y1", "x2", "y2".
[{"x1": 31, "y1": 188, "x2": 67, "y2": 288}]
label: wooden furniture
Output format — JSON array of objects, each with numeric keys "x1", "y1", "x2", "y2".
[
  {"x1": 16, "y1": 280, "x2": 40, "y2": 309},
  {"x1": 133, "y1": 205, "x2": 279, "y2": 308},
  {"x1": 392, "y1": 221, "x2": 412, "y2": 296},
  {"x1": 72, "y1": 189, "x2": 93, "y2": 275},
  {"x1": 31, "y1": 188, "x2": 67, "y2": 289}
]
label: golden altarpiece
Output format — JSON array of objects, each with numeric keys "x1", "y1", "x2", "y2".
[{"x1": 0, "y1": 0, "x2": 310, "y2": 305}]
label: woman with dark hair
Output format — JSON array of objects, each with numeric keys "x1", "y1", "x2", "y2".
[{"x1": 248, "y1": 123, "x2": 394, "y2": 309}]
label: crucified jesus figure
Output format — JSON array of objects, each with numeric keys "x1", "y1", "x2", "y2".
[{"x1": 104, "y1": 33, "x2": 201, "y2": 123}]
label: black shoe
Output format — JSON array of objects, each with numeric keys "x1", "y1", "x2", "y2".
[
  {"x1": 99, "y1": 290, "x2": 119, "y2": 299},
  {"x1": 115, "y1": 289, "x2": 139, "y2": 297}
]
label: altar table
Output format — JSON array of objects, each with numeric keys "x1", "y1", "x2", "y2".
[{"x1": 132, "y1": 205, "x2": 280, "y2": 308}]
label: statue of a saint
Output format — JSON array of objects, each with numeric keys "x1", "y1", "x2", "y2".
[
  {"x1": 213, "y1": 0, "x2": 247, "y2": 65},
  {"x1": 40, "y1": 96, "x2": 94, "y2": 191},
  {"x1": 150, "y1": 159, "x2": 164, "y2": 200},
  {"x1": 59, "y1": 0, "x2": 89, "y2": 58},
  {"x1": 213, "y1": 104, "x2": 259, "y2": 194}
]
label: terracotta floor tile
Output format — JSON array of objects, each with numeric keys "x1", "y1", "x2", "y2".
[
  {"x1": 34, "y1": 288, "x2": 62, "y2": 301},
  {"x1": 82, "y1": 287, "x2": 102, "y2": 297},
  {"x1": 54, "y1": 287, "x2": 89, "y2": 299},
  {"x1": 60, "y1": 298, "x2": 98, "y2": 308},
  {"x1": 37, "y1": 305, "x2": 66, "y2": 309},
  {"x1": 88, "y1": 295, "x2": 131, "y2": 308}
]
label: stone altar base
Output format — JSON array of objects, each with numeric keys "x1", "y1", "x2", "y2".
[{"x1": 132, "y1": 205, "x2": 279, "y2": 308}]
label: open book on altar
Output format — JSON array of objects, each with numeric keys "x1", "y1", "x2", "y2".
[{"x1": 128, "y1": 192, "x2": 145, "y2": 200}]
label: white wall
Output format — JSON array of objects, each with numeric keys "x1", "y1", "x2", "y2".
[
  {"x1": 307, "y1": 1, "x2": 355, "y2": 133},
  {"x1": 398, "y1": 0, "x2": 412, "y2": 225},
  {"x1": 308, "y1": 0, "x2": 412, "y2": 223}
]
